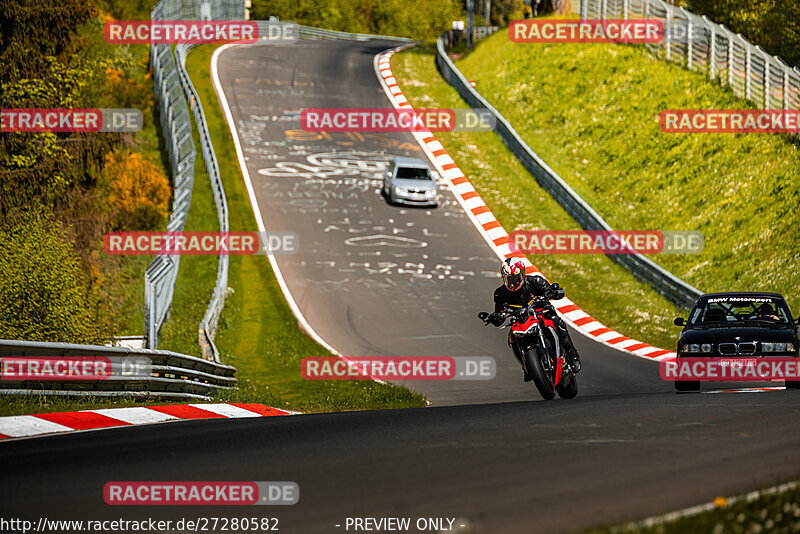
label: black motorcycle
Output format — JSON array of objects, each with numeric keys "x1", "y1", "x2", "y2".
[{"x1": 479, "y1": 297, "x2": 578, "y2": 400}]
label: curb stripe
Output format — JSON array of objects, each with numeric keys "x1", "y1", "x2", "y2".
[
  {"x1": 35, "y1": 411, "x2": 130, "y2": 430},
  {"x1": 149, "y1": 405, "x2": 227, "y2": 419},
  {"x1": 375, "y1": 49, "x2": 676, "y2": 363},
  {"x1": 0, "y1": 403, "x2": 293, "y2": 441}
]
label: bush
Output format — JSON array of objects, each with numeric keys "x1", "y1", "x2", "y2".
[
  {"x1": 682, "y1": 0, "x2": 800, "y2": 67},
  {"x1": 104, "y1": 151, "x2": 170, "y2": 230},
  {"x1": 0, "y1": 211, "x2": 107, "y2": 344},
  {"x1": 251, "y1": 0, "x2": 463, "y2": 41}
]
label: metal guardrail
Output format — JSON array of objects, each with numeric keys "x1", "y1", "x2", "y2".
[
  {"x1": 295, "y1": 24, "x2": 413, "y2": 42},
  {"x1": 175, "y1": 41, "x2": 230, "y2": 363},
  {"x1": 0, "y1": 340, "x2": 236, "y2": 400},
  {"x1": 437, "y1": 28, "x2": 704, "y2": 309},
  {"x1": 146, "y1": 33, "x2": 196, "y2": 350},
  {"x1": 146, "y1": 0, "x2": 244, "y2": 357},
  {"x1": 571, "y1": 0, "x2": 800, "y2": 111}
]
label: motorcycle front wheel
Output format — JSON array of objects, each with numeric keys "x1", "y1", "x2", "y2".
[
  {"x1": 556, "y1": 374, "x2": 578, "y2": 399},
  {"x1": 525, "y1": 346, "x2": 555, "y2": 400}
]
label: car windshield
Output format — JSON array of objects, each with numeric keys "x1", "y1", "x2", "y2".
[
  {"x1": 396, "y1": 166, "x2": 432, "y2": 180},
  {"x1": 689, "y1": 296, "x2": 792, "y2": 325}
]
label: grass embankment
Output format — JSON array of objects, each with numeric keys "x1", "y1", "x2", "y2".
[
  {"x1": 393, "y1": 31, "x2": 800, "y2": 350},
  {"x1": 588, "y1": 481, "x2": 800, "y2": 534},
  {"x1": 393, "y1": 46, "x2": 684, "y2": 350},
  {"x1": 182, "y1": 44, "x2": 425, "y2": 412}
]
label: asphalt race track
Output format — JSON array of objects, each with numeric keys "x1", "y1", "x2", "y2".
[
  {"x1": 1, "y1": 393, "x2": 799, "y2": 533},
  {"x1": 2, "y1": 38, "x2": 798, "y2": 534},
  {"x1": 211, "y1": 38, "x2": 671, "y2": 405}
]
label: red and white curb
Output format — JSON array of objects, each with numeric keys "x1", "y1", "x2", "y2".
[
  {"x1": 0, "y1": 403, "x2": 294, "y2": 441},
  {"x1": 374, "y1": 49, "x2": 674, "y2": 362}
]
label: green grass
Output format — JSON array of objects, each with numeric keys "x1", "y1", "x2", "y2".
[
  {"x1": 452, "y1": 31, "x2": 800, "y2": 313},
  {"x1": 182, "y1": 44, "x2": 425, "y2": 412},
  {"x1": 393, "y1": 45, "x2": 685, "y2": 350},
  {"x1": 587, "y1": 481, "x2": 800, "y2": 534},
  {"x1": 156, "y1": 116, "x2": 220, "y2": 356}
]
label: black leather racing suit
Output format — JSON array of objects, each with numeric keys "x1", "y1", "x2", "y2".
[{"x1": 488, "y1": 275, "x2": 580, "y2": 371}]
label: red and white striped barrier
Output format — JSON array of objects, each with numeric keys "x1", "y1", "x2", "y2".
[
  {"x1": 374, "y1": 49, "x2": 674, "y2": 362},
  {"x1": 0, "y1": 403, "x2": 293, "y2": 441}
]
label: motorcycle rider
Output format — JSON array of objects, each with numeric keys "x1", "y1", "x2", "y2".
[{"x1": 484, "y1": 258, "x2": 582, "y2": 380}]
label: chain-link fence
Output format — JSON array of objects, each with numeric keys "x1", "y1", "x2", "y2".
[{"x1": 569, "y1": 0, "x2": 800, "y2": 111}]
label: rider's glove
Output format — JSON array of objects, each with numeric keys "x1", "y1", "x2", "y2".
[
  {"x1": 547, "y1": 283, "x2": 565, "y2": 300},
  {"x1": 487, "y1": 312, "x2": 504, "y2": 326}
]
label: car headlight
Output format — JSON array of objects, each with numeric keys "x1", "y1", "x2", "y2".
[
  {"x1": 701, "y1": 343, "x2": 712, "y2": 353},
  {"x1": 394, "y1": 186, "x2": 405, "y2": 194},
  {"x1": 684, "y1": 343, "x2": 701, "y2": 353},
  {"x1": 425, "y1": 190, "x2": 436, "y2": 197},
  {"x1": 762, "y1": 342, "x2": 794, "y2": 352}
]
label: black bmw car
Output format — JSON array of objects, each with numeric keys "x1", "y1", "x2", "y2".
[{"x1": 673, "y1": 292, "x2": 800, "y2": 392}]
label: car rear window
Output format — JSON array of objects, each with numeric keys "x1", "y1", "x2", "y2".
[
  {"x1": 396, "y1": 167, "x2": 431, "y2": 180},
  {"x1": 689, "y1": 296, "x2": 792, "y2": 325}
]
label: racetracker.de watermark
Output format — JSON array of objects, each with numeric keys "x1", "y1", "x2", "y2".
[
  {"x1": 301, "y1": 356, "x2": 496, "y2": 380},
  {"x1": 0, "y1": 356, "x2": 151, "y2": 381},
  {"x1": 660, "y1": 110, "x2": 800, "y2": 133},
  {"x1": 300, "y1": 108, "x2": 495, "y2": 132},
  {"x1": 104, "y1": 231, "x2": 298, "y2": 256},
  {"x1": 508, "y1": 230, "x2": 704, "y2": 254},
  {"x1": 104, "y1": 21, "x2": 259, "y2": 44},
  {"x1": 0, "y1": 109, "x2": 143, "y2": 133},
  {"x1": 510, "y1": 19, "x2": 663, "y2": 43},
  {"x1": 660, "y1": 357, "x2": 800, "y2": 381},
  {"x1": 104, "y1": 482, "x2": 299, "y2": 505}
]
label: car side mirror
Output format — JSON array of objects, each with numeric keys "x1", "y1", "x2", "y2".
[{"x1": 674, "y1": 317, "x2": 686, "y2": 327}]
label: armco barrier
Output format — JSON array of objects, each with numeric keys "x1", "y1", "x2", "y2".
[
  {"x1": 146, "y1": 0, "x2": 244, "y2": 357},
  {"x1": 0, "y1": 340, "x2": 236, "y2": 400},
  {"x1": 436, "y1": 28, "x2": 703, "y2": 309}
]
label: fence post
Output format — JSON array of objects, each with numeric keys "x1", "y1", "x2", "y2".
[
  {"x1": 727, "y1": 35, "x2": 734, "y2": 87},
  {"x1": 708, "y1": 19, "x2": 715, "y2": 79},
  {"x1": 783, "y1": 63, "x2": 790, "y2": 110},
  {"x1": 623, "y1": 0, "x2": 628, "y2": 20},
  {"x1": 685, "y1": 11, "x2": 693, "y2": 70},
  {"x1": 764, "y1": 55, "x2": 770, "y2": 109},
  {"x1": 665, "y1": 4, "x2": 672, "y2": 61},
  {"x1": 744, "y1": 38, "x2": 752, "y2": 100}
]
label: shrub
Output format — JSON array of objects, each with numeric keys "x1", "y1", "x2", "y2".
[
  {"x1": 104, "y1": 151, "x2": 170, "y2": 230},
  {"x1": 0, "y1": 211, "x2": 106, "y2": 343}
]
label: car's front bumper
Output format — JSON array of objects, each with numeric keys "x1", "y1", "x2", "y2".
[{"x1": 392, "y1": 192, "x2": 438, "y2": 206}]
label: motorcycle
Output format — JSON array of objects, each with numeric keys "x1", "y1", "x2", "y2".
[{"x1": 479, "y1": 296, "x2": 579, "y2": 400}]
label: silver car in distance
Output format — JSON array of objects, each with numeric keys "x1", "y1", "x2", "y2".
[{"x1": 382, "y1": 156, "x2": 439, "y2": 207}]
